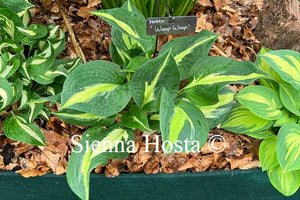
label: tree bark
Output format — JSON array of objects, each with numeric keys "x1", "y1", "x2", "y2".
[{"x1": 254, "y1": 0, "x2": 300, "y2": 52}]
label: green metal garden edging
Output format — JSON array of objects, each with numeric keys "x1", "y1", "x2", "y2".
[{"x1": 1, "y1": 168, "x2": 299, "y2": 200}]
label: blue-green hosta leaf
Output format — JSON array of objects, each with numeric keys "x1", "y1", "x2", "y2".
[
  {"x1": 197, "y1": 86, "x2": 234, "y2": 129},
  {"x1": 159, "y1": 30, "x2": 218, "y2": 80},
  {"x1": 185, "y1": 56, "x2": 266, "y2": 106},
  {"x1": 268, "y1": 165, "x2": 300, "y2": 196},
  {"x1": 17, "y1": 24, "x2": 48, "y2": 39},
  {"x1": 122, "y1": 105, "x2": 151, "y2": 132},
  {"x1": 221, "y1": 103, "x2": 274, "y2": 134},
  {"x1": 0, "y1": 0, "x2": 33, "y2": 13},
  {"x1": 247, "y1": 129, "x2": 275, "y2": 139},
  {"x1": 61, "y1": 60, "x2": 131, "y2": 117},
  {"x1": 54, "y1": 109, "x2": 116, "y2": 127},
  {"x1": 259, "y1": 50, "x2": 300, "y2": 90},
  {"x1": 67, "y1": 125, "x2": 134, "y2": 200},
  {"x1": 0, "y1": 77, "x2": 13, "y2": 110},
  {"x1": 130, "y1": 51, "x2": 180, "y2": 111},
  {"x1": 0, "y1": 8, "x2": 23, "y2": 41},
  {"x1": 160, "y1": 89, "x2": 209, "y2": 154},
  {"x1": 279, "y1": 84, "x2": 300, "y2": 116},
  {"x1": 259, "y1": 136, "x2": 279, "y2": 171},
  {"x1": 274, "y1": 109, "x2": 298, "y2": 127},
  {"x1": 27, "y1": 41, "x2": 56, "y2": 76},
  {"x1": 236, "y1": 85, "x2": 283, "y2": 120},
  {"x1": 277, "y1": 124, "x2": 300, "y2": 172},
  {"x1": 3, "y1": 113, "x2": 46, "y2": 146}
]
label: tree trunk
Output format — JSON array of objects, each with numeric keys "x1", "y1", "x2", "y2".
[{"x1": 254, "y1": 0, "x2": 300, "y2": 52}]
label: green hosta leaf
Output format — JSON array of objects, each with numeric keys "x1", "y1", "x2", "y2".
[
  {"x1": 130, "y1": 51, "x2": 180, "y2": 111},
  {"x1": 160, "y1": 89, "x2": 209, "y2": 154},
  {"x1": 17, "y1": 24, "x2": 48, "y2": 39},
  {"x1": 27, "y1": 41, "x2": 56, "y2": 76},
  {"x1": 0, "y1": 8, "x2": 23, "y2": 41},
  {"x1": 0, "y1": 0, "x2": 33, "y2": 13},
  {"x1": 279, "y1": 84, "x2": 300, "y2": 116},
  {"x1": 159, "y1": 30, "x2": 218, "y2": 80},
  {"x1": 122, "y1": 105, "x2": 151, "y2": 132},
  {"x1": 61, "y1": 60, "x2": 131, "y2": 117},
  {"x1": 236, "y1": 85, "x2": 283, "y2": 120},
  {"x1": 67, "y1": 125, "x2": 134, "y2": 200},
  {"x1": 0, "y1": 77, "x2": 13, "y2": 110},
  {"x1": 259, "y1": 78, "x2": 279, "y2": 92},
  {"x1": 259, "y1": 50, "x2": 300, "y2": 90},
  {"x1": 247, "y1": 129, "x2": 275, "y2": 139},
  {"x1": 185, "y1": 56, "x2": 266, "y2": 106},
  {"x1": 197, "y1": 86, "x2": 234, "y2": 129},
  {"x1": 124, "y1": 56, "x2": 150, "y2": 72},
  {"x1": 3, "y1": 113, "x2": 46, "y2": 146},
  {"x1": 277, "y1": 124, "x2": 300, "y2": 172},
  {"x1": 268, "y1": 165, "x2": 300, "y2": 196},
  {"x1": 259, "y1": 136, "x2": 279, "y2": 171},
  {"x1": 221, "y1": 103, "x2": 273, "y2": 134},
  {"x1": 148, "y1": 114, "x2": 160, "y2": 131},
  {"x1": 54, "y1": 109, "x2": 116, "y2": 127}
]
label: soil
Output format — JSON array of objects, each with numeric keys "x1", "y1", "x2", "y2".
[
  {"x1": 0, "y1": 0, "x2": 266, "y2": 177},
  {"x1": 254, "y1": 0, "x2": 300, "y2": 52}
]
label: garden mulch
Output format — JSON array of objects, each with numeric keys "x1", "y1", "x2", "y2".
[{"x1": 0, "y1": 0, "x2": 264, "y2": 177}]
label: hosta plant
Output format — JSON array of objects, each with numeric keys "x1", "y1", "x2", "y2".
[
  {"x1": 101, "y1": 0, "x2": 196, "y2": 18},
  {"x1": 54, "y1": 1, "x2": 266, "y2": 199},
  {"x1": 222, "y1": 48, "x2": 300, "y2": 196},
  {"x1": 0, "y1": 7, "x2": 81, "y2": 146}
]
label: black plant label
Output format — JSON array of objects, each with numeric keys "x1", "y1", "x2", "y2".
[{"x1": 146, "y1": 16, "x2": 197, "y2": 35}]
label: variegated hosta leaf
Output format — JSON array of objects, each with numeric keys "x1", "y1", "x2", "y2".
[
  {"x1": 129, "y1": 51, "x2": 180, "y2": 111},
  {"x1": 91, "y1": 4, "x2": 155, "y2": 54},
  {"x1": 197, "y1": 86, "x2": 234, "y2": 129},
  {"x1": 17, "y1": 24, "x2": 48, "y2": 39},
  {"x1": 32, "y1": 64, "x2": 68, "y2": 85},
  {"x1": 47, "y1": 24, "x2": 66, "y2": 56},
  {"x1": 259, "y1": 136, "x2": 279, "y2": 171},
  {"x1": 67, "y1": 125, "x2": 134, "y2": 200},
  {"x1": 25, "y1": 93, "x2": 43, "y2": 123},
  {"x1": 122, "y1": 105, "x2": 151, "y2": 132},
  {"x1": 277, "y1": 124, "x2": 300, "y2": 172},
  {"x1": 0, "y1": 57, "x2": 21, "y2": 79},
  {"x1": 0, "y1": 77, "x2": 13, "y2": 110},
  {"x1": 27, "y1": 41, "x2": 56, "y2": 76},
  {"x1": 148, "y1": 113, "x2": 160, "y2": 131},
  {"x1": 185, "y1": 56, "x2": 266, "y2": 106},
  {"x1": 236, "y1": 85, "x2": 283, "y2": 120},
  {"x1": 54, "y1": 109, "x2": 116, "y2": 127},
  {"x1": 259, "y1": 50, "x2": 300, "y2": 90},
  {"x1": 160, "y1": 89, "x2": 209, "y2": 154},
  {"x1": 3, "y1": 113, "x2": 46, "y2": 146},
  {"x1": 279, "y1": 84, "x2": 300, "y2": 116},
  {"x1": 10, "y1": 78, "x2": 23, "y2": 104},
  {"x1": 61, "y1": 60, "x2": 131, "y2": 117},
  {"x1": 0, "y1": 0, "x2": 33, "y2": 13},
  {"x1": 274, "y1": 109, "x2": 298, "y2": 127},
  {"x1": 247, "y1": 129, "x2": 275, "y2": 139},
  {"x1": 268, "y1": 165, "x2": 300, "y2": 196},
  {"x1": 159, "y1": 30, "x2": 218, "y2": 80},
  {"x1": 221, "y1": 103, "x2": 274, "y2": 134},
  {"x1": 0, "y1": 8, "x2": 23, "y2": 41}
]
